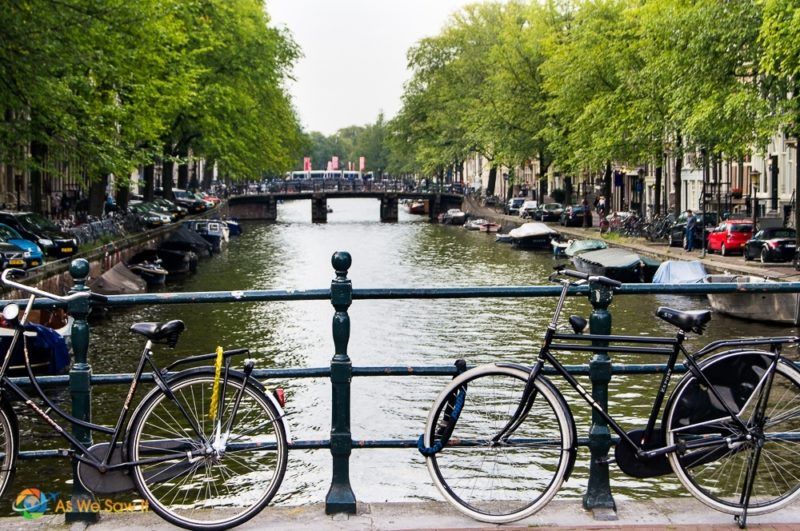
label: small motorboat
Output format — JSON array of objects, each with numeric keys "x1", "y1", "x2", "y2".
[
  {"x1": 573, "y1": 248, "x2": 660, "y2": 283},
  {"x1": 495, "y1": 233, "x2": 512, "y2": 244},
  {"x1": 652, "y1": 261, "x2": 707, "y2": 284},
  {"x1": 127, "y1": 261, "x2": 168, "y2": 286},
  {"x1": 406, "y1": 201, "x2": 426, "y2": 215},
  {"x1": 212, "y1": 218, "x2": 242, "y2": 236},
  {"x1": 88, "y1": 262, "x2": 146, "y2": 295},
  {"x1": 442, "y1": 209, "x2": 467, "y2": 225},
  {"x1": 479, "y1": 222, "x2": 500, "y2": 233},
  {"x1": 564, "y1": 239, "x2": 608, "y2": 257},
  {"x1": 551, "y1": 239, "x2": 570, "y2": 257},
  {"x1": 703, "y1": 274, "x2": 800, "y2": 324},
  {"x1": 184, "y1": 220, "x2": 229, "y2": 253},
  {"x1": 464, "y1": 218, "x2": 489, "y2": 231},
  {"x1": 508, "y1": 222, "x2": 559, "y2": 250},
  {"x1": 161, "y1": 226, "x2": 213, "y2": 257}
]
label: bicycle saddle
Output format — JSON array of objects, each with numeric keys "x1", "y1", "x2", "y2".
[
  {"x1": 130, "y1": 320, "x2": 185, "y2": 347},
  {"x1": 655, "y1": 307, "x2": 711, "y2": 334}
]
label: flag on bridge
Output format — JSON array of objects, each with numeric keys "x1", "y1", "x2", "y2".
[
  {"x1": 303, "y1": 157, "x2": 311, "y2": 171},
  {"x1": 359, "y1": 156, "x2": 365, "y2": 172}
]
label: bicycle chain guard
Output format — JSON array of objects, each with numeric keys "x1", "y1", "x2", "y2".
[
  {"x1": 614, "y1": 428, "x2": 672, "y2": 478},
  {"x1": 76, "y1": 442, "x2": 136, "y2": 494}
]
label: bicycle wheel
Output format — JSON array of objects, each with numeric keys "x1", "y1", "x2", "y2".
[
  {"x1": 422, "y1": 364, "x2": 574, "y2": 523},
  {"x1": 128, "y1": 373, "x2": 287, "y2": 530},
  {"x1": 0, "y1": 401, "x2": 17, "y2": 499},
  {"x1": 665, "y1": 351, "x2": 800, "y2": 515}
]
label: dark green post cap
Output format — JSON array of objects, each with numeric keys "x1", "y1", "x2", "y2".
[
  {"x1": 332, "y1": 251, "x2": 352, "y2": 275},
  {"x1": 69, "y1": 259, "x2": 90, "y2": 282}
]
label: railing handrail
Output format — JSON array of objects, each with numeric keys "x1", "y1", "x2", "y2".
[{"x1": 6, "y1": 281, "x2": 800, "y2": 309}]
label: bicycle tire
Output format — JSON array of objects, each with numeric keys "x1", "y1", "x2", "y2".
[
  {"x1": 128, "y1": 373, "x2": 287, "y2": 530},
  {"x1": 0, "y1": 400, "x2": 18, "y2": 500},
  {"x1": 665, "y1": 351, "x2": 800, "y2": 515},
  {"x1": 422, "y1": 364, "x2": 574, "y2": 523}
]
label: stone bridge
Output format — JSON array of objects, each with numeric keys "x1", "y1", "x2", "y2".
[{"x1": 227, "y1": 187, "x2": 464, "y2": 222}]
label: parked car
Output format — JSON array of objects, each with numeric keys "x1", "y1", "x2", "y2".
[
  {"x1": 534, "y1": 203, "x2": 564, "y2": 222},
  {"x1": 150, "y1": 198, "x2": 187, "y2": 220},
  {"x1": 560, "y1": 205, "x2": 593, "y2": 227},
  {"x1": 744, "y1": 227, "x2": 797, "y2": 263},
  {"x1": 128, "y1": 202, "x2": 172, "y2": 228},
  {"x1": 160, "y1": 188, "x2": 207, "y2": 213},
  {"x1": 669, "y1": 212, "x2": 718, "y2": 248},
  {"x1": 519, "y1": 201, "x2": 539, "y2": 218},
  {"x1": 0, "y1": 242, "x2": 28, "y2": 270},
  {"x1": 0, "y1": 223, "x2": 44, "y2": 268},
  {"x1": 706, "y1": 220, "x2": 754, "y2": 255},
  {"x1": 504, "y1": 197, "x2": 525, "y2": 215},
  {"x1": 482, "y1": 195, "x2": 500, "y2": 207},
  {"x1": 0, "y1": 211, "x2": 78, "y2": 258}
]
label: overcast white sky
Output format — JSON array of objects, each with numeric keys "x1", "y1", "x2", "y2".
[{"x1": 267, "y1": 0, "x2": 481, "y2": 135}]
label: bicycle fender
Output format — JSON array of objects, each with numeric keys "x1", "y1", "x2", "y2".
[
  {"x1": 662, "y1": 350, "x2": 781, "y2": 433},
  {"x1": 496, "y1": 362, "x2": 578, "y2": 480}
]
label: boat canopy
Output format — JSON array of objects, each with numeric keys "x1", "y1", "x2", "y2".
[
  {"x1": 565, "y1": 239, "x2": 607, "y2": 257},
  {"x1": 652, "y1": 260, "x2": 707, "y2": 284},
  {"x1": 575, "y1": 248, "x2": 641, "y2": 268}
]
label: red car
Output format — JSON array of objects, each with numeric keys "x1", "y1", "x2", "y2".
[{"x1": 707, "y1": 220, "x2": 754, "y2": 255}]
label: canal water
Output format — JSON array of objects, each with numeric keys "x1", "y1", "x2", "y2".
[{"x1": 5, "y1": 198, "x2": 799, "y2": 511}]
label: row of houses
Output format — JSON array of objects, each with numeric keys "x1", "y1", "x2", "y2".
[{"x1": 462, "y1": 132, "x2": 797, "y2": 224}]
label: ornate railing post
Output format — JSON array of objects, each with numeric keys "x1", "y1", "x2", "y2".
[
  {"x1": 326, "y1": 251, "x2": 357, "y2": 513},
  {"x1": 583, "y1": 281, "x2": 616, "y2": 517},
  {"x1": 65, "y1": 259, "x2": 99, "y2": 523}
]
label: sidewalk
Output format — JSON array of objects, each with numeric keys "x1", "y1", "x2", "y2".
[
  {"x1": 463, "y1": 197, "x2": 800, "y2": 281},
  {"x1": 2, "y1": 499, "x2": 798, "y2": 530}
]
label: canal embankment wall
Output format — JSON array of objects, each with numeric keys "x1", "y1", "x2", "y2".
[{"x1": 462, "y1": 196, "x2": 800, "y2": 281}]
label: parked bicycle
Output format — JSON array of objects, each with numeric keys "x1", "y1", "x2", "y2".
[
  {"x1": 419, "y1": 268, "x2": 800, "y2": 527},
  {"x1": 0, "y1": 269, "x2": 289, "y2": 530}
]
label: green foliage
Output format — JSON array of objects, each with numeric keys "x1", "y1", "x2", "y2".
[
  {"x1": 0, "y1": 0, "x2": 302, "y2": 187},
  {"x1": 550, "y1": 188, "x2": 566, "y2": 204},
  {"x1": 301, "y1": 112, "x2": 390, "y2": 175}
]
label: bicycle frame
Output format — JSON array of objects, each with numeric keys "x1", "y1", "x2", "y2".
[{"x1": 0, "y1": 293, "x2": 254, "y2": 474}]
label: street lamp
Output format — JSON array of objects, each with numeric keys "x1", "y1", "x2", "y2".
[{"x1": 750, "y1": 170, "x2": 760, "y2": 226}]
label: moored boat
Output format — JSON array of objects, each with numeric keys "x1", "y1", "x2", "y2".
[
  {"x1": 551, "y1": 239, "x2": 570, "y2": 257},
  {"x1": 495, "y1": 233, "x2": 512, "y2": 244},
  {"x1": 564, "y1": 239, "x2": 608, "y2": 257},
  {"x1": 573, "y1": 248, "x2": 660, "y2": 283},
  {"x1": 406, "y1": 201, "x2": 426, "y2": 215},
  {"x1": 478, "y1": 222, "x2": 500, "y2": 233},
  {"x1": 652, "y1": 260, "x2": 707, "y2": 284},
  {"x1": 88, "y1": 262, "x2": 146, "y2": 295},
  {"x1": 464, "y1": 218, "x2": 488, "y2": 231},
  {"x1": 184, "y1": 220, "x2": 229, "y2": 253},
  {"x1": 442, "y1": 209, "x2": 466, "y2": 225},
  {"x1": 508, "y1": 222, "x2": 558, "y2": 249},
  {"x1": 703, "y1": 274, "x2": 800, "y2": 324}
]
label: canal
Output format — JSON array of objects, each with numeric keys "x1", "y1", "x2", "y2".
[{"x1": 6, "y1": 198, "x2": 799, "y2": 511}]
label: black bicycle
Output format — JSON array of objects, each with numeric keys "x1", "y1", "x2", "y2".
[
  {"x1": 420, "y1": 268, "x2": 800, "y2": 527},
  {"x1": 0, "y1": 269, "x2": 289, "y2": 530}
]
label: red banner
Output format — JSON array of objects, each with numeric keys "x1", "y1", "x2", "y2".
[
  {"x1": 332, "y1": 156, "x2": 339, "y2": 170},
  {"x1": 303, "y1": 157, "x2": 311, "y2": 171},
  {"x1": 359, "y1": 156, "x2": 365, "y2": 172}
]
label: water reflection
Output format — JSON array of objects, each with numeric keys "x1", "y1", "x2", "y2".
[{"x1": 7, "y1": 198, "x2": 798, "y2": 510}]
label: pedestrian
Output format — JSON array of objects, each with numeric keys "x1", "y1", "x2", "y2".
[
  {"x1": 582, "y1": 197, "x2": 589, "y2": 228},
  {"x1": 685, "y1": 210, "x2": 696, "y2": 252}
]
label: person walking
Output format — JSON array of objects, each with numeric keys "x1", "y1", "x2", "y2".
[{"x1": 685, "y1": 210, "x2": 696, "y2": 252}]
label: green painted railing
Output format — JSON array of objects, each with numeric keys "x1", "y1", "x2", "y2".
[{"x1": 4, "y1": 254, "x2": 800, "y2": 521}]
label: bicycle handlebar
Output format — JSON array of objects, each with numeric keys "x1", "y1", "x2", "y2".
[
  {"x1": 1, "y1": 268, "x2": 107, "y2": 304},
  {"x1": 555, "y1": 268, "x2": 623, "y2": 289}
]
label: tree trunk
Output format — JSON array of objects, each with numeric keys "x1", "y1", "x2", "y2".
[
  {"x1": 795, "y1": 136, "x2": 800, "y2": 248},
  {"x1": 673, "y1": 134, "x2": 683, "y2": 213},
  {"x1": 604, "y1": 161, "x2": 612, "y2": 211},
  {"x1": 202, "y1": 161, "x2": 214, "y2": 189},
  {"x1": 177, "y1": 148, "x2": 189, "y2": 190},
  {"x1": 163, "y1": 159, "x2": 174, "y2": 199},
  {"x1": 116, "y1": 186, "x2": 129, "y2": 212},
  {"x1": 143, "y1": 164, "x2": 155, "y2": 201},
  {"x1": 30, "y1": 140, "x2": 46, "y2": 214},
  {"x1": 654, "y1": 153, "x2": 663, "y2": 216},
  {"x1": 487, "y1": 166, "x2": 497, "y2": 196},
  {"x1": 88, "y1": 174, "x2": 107, "y2": 218}
]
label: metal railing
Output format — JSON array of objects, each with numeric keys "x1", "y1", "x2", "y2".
[{"x1": 5, "y1": 254, "x2": 800, "y2": 521}]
